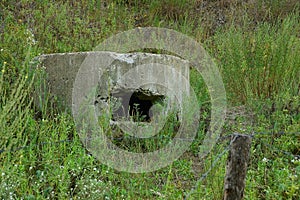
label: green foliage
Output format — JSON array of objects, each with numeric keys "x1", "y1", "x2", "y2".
[
  {"x1": 0, "y1": 0, "x2": 299, "y2": 199},
  {"x1": 214, "y1": 15, "x2": 300, "y2": 105}
]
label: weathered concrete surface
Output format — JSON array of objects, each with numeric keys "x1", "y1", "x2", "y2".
[{"x1": 34, "y1": 51, "x2": 190, "y2": 117}]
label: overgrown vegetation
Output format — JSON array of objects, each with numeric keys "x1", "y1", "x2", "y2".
[{"x1": 0, "y1": 0, "x2": 299, "y2": 199}]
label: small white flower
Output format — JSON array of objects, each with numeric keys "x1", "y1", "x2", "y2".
[
  {"x1": 291, "y1": 156, "x2": 299, "y2": 163},
  {"x1": 1, "y1": 172, "x2": 5, "y2": 176},
  {"x1": 26, "y1": 29, "x2": 37, "y2": 45},
  {"x1": 0, "y1": 49, "x2": 3, "y2": 52},
  {"x1": 262, "y1": 157, "x2": 268, "y2": 162}
]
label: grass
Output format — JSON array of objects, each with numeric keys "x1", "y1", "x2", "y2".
[
  {"x1": 213, "y1": 16, "x2": 300, "y2": 103},
  {"x1": 0, "y1": 0, "x2": 299, "y2": 199}
]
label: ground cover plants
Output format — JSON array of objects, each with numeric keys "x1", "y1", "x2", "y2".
[{"x1": 0, "y1": 0, "x2": 299, "y2": 199}]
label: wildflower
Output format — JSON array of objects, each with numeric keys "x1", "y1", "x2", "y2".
[
  {"x1": 262, "y1": 157, "x2": 268, "y2": 162},
  {"x1": 291, "y1": 156, "x2": 299, "y2": 163},
  {"x1": 0, "y1": 49, "x2": 3, "y2": 52},
  {"x1": 26, "y1": 29, "x2": 37, "y2": 45}
]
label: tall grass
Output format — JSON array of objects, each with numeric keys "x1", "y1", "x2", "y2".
[
  {"x1": 0, "y1": 58, "x2": 34, "y2": 152},
  {"x1": 0, "y1": 0, "x2": 299, "y2": 199},
  {"x1": 214, "y1": 15, "x2": 300, "y2": 105}
]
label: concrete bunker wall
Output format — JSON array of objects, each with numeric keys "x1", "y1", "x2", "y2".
[{"x1": 34, "y1": 51, "x2": 190, "y2": 122}]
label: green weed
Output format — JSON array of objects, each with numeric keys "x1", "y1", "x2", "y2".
[{"x1": 0, "y1": 0, "x2": 299, "y2": 199}]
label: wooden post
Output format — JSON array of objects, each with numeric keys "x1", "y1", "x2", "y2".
[{"x1": 223, "y1": 133, "x2": 252, "y2": 200}]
